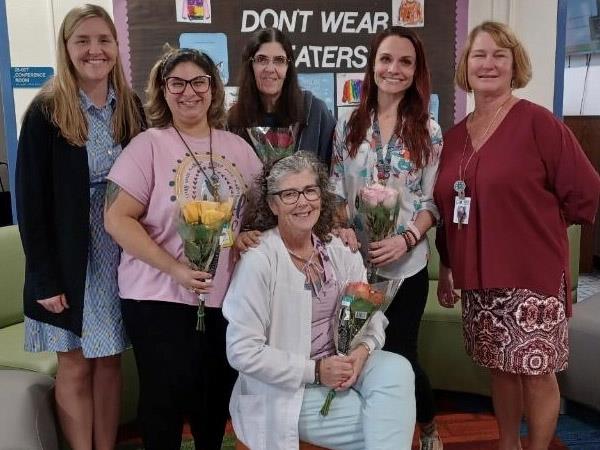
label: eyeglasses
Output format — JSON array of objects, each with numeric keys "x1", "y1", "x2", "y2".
[
  {"x1": 270, "y1": 185, "x2": 321, "y2": 205},
  {"x1": 250, "y1": 55, "x2": 290, "y2": 67},
  {"x1": 164, "y1": 75, "x2": 211, "y2": 95}
]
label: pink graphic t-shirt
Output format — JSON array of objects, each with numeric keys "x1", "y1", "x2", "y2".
[{"x1": 107, "y1": 127, "x2": 262, "y2": 307}]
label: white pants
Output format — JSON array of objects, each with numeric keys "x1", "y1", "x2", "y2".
[{"x1": 298, "y1": 350, "x2": 416, "y2": 450}]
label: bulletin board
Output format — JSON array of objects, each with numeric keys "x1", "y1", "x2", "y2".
[{"x1": 113, "y1": 0, "x2": 468, "y2": 131}]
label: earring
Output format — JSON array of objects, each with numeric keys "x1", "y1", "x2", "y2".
[{"x1": 510, "y1": 78, "x2": 515, "y2": 89}]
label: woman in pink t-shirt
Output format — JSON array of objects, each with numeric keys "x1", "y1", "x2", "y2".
[{"x1": 104, "y1": 48, "x2": 261, "y2": 450}]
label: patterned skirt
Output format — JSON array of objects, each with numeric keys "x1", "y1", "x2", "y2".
[{"x1": 462, "y1": 278, "x2": 568, "y2": 375}]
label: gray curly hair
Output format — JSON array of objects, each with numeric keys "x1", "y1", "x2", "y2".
[{"x1": 242, "y1": 151, "x2": 335, "y2": 242}]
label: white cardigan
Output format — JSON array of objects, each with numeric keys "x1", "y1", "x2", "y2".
[{"x1": 223, "y1": 228, "x2": 388, "y2": 450}]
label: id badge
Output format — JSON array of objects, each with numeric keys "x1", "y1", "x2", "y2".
[
  {"x1": 219, "y1": 223, "x2": 234, "y2": 248},
  {"x1": 453, "y1": 196, "x2": 471, "y2": 225}
]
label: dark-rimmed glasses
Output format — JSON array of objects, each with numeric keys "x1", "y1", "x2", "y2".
[
  {"x1": 250, "y1": 55, "x2": 290, "y2": 67},
  {"x1": 165, "y1": 75, "x2": 211, "y2": 95},
  {"x1": 270, "y1": 185, "x2": 321, "y2": 205}
]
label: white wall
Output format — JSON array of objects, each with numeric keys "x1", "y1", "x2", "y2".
[
  {"x1": 5, "y1": 0, "x2": 113, "y2": 133},
  {"x1": 465, "y1": 0, "x2": 558, "y2": 114}
]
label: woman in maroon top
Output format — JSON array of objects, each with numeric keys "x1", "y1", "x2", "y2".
[{"x1": 434, "y1": 21, "x2": 600, "y2": 450}]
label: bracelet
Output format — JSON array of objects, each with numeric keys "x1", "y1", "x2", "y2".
[
  {"x1": 359, "y1": 341, "x2": 373, "y2": 355},
  {"x1": 400, "y1": 231, "x2": 415, "y2": 252},
  {"x1": 406, "y1": 221, "x2": 421, "y2": 241},
  {"x1": 314, "y1": 359, "x2": 322, "y2": 385},
  {"x1": 404, "y1": 229, "x2": 418, "y2": 247}
]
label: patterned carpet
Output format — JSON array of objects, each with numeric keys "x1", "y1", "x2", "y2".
[{"x1": 116, "y1": 391, "x2": 600, "y2": 449}]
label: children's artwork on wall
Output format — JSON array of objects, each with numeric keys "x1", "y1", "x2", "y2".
[
  {"x1": 176, "y1": 0, "x2": 212, "y2": 23},
  {"x1": 336, "y1": 73, "x2": 363, "y2": 107},
  {"x1": 392, "y1": 0, "x2": 425, "y2": 27},
  {"x1": 298, "y1": 73, "x2": 335, "y2": 114},
  {"x1": 118, "y1": 0, "x2": 463, "y2": 130},
  {"x1": 179, "y1": 33, "x2": 229, "y2": 84}
]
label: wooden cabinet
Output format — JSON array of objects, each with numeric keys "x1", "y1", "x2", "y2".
[{"x1": 564, "y1": 116, "x2": 600, "y2": 273}]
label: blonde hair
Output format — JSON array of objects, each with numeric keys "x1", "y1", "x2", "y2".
[
  {"x1": 455, "y1": 21, "x2": 532, "y2": 92},
  {"x1": 38, "y1": 4, "x2": 143, "y2": 146},
  {"x1": 145, "y1": 46, "x2": 226, "y2": 129}
]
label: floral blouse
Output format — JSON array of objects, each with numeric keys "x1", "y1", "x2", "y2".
[{"x1": 329, "y1": 114, "x2": 443, "y2": 279}]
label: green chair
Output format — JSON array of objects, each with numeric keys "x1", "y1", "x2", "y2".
[
  {"x1": 417, "y1": 226, "x2": 581, "y2": 396},
  {"x1": 0, "y1": 225, "x2": 139, "y2": 424}
]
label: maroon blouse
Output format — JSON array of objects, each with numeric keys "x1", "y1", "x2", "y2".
[{"x1": 433, "y1": 100, "x2": 600, "y2": 315}]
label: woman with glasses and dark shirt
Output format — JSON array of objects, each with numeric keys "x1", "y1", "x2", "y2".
[
  {"x1": 104, "y1": 47, "x2": 261, "y2": 450},
  {"x1": 227, "y1": 28, "x2": 335, "y2": 166},
  {"x1": 230, "y1": 28, "x2": 336, "y2": 255},
  {"x1": 223, "y1": 152, "x2": 416, "y2": 450}
]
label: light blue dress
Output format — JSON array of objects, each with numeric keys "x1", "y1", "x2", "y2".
[{"x1": 24, "y1": 88, "x2": 128, "y2": 358}]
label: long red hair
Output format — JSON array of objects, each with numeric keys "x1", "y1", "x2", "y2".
[{"x1": 345, "y1": 27, "x2": 432, "y2": 169}]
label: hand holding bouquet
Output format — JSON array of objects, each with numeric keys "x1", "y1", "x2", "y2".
[
  {"x1": 354, "y1": 183, "x2": 400, "y2": 281},
  {"x1": 246, "y1": 125, "x2": 299, "y2": 164},
  {"x1": 320, "y1": 278, "x2": 402, "y2": 416},
  {"x1": 178, "y1": 198, "x2": 235, "y2": 331}
]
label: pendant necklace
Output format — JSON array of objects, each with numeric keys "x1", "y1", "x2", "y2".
[
  {"x1": 286, "y1": 245, "x2": 325, "y2": 295},
  {"x1": 454, "y1": 96, "x2": 512, "y2": 199},
  {"x1": 174, "y1": 126, "x2": 221, "y2": 201},
  {"x1": 372, "y1": 113, "x2": 401, "y2": 184}
]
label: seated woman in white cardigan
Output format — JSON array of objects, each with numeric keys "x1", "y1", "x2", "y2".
[{"x1": 223, "y1": 152, "x2": 416, "y2": 450}]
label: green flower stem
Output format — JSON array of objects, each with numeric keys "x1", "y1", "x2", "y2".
[
  {"x1": 320, "y1": 389, "x2": 336, "y2": 416},
  {"x1": 196, "y1": 298, "x2": 205, "y2": 332}
]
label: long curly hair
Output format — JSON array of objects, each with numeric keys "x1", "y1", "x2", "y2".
[
  {"x1": 345, "y1": 26, "x2": 432, "y2": 169},
  {"x1": 243, "y1": 151, "x2": 334, "y2": 242}
]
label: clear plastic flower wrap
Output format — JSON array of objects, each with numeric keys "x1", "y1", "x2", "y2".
[
  {"x1": 320, "y1": 278, "x2": 402, "y2": 416},
  {"x1": 178, "y1": 196, "x2": 236, "y2": 331}
]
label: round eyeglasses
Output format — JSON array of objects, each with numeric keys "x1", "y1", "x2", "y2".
[
  {"x1": 250, "y1": 55, "x2": 290, "y2": 67},
  {"x1": 270, "y1": 185, "x2": 321, "y2": 205},
  {"x1": 165, "y1": 75, "x2": 211, "y2": 95}
]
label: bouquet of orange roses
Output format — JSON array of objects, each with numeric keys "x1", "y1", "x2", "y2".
[
  {"x1": 179, "y1": 197, "x2": 235, "y2": 331},
  {"x1": 320, "y1": 278, "x2": 402, "y2": 416}
]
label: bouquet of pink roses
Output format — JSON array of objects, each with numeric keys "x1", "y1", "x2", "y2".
[
  {"x1": 320, "y1": 278, "x2": 402, "y2": 416},
  {"x1": 353, "y1": 183, "x2": 400, "y2": 281}
]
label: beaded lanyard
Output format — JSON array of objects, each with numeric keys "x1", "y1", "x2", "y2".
[{"x1": 372, "y1": 114, "x2": 401, "y2": 184}]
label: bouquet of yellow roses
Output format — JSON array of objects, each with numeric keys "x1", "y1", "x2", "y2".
[{"x1": 179, "y1": 198, "x2": 235, "y2": 331}]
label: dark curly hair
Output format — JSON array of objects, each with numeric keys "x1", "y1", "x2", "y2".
[{"x1": 243, "y1": 151, "x2": 335, "y2": 242}]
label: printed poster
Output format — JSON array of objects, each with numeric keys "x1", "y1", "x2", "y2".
[
  {"x1": 179, "y1": 33, "x2": 229, "y2": 84},
  {"x1": 298, "y1": 73, "x2": 335, "y2": 114}
]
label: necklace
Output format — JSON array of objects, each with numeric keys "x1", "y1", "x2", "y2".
[
  {"x1": 285, "y1": 241, "x2": 325, "y2": 295},
  {"x1": 372, "y1": 113, "x2": 402, "y2": 184},
  {"x1": 174, "y1": 126, "x2": 221, "y2": 201},
  {"x1": 454, "y1": 96, "x2": 512, "y2": 199}
]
